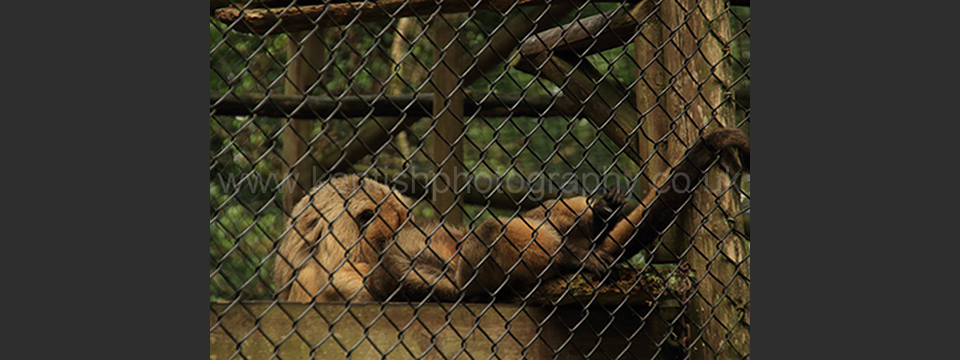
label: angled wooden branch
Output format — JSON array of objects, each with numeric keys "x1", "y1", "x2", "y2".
[
  {"x1": 510, "y1": 1, "x2": 664, "y2": 167},
  {"x1": 515, "y1": 52, "x2": 644, "y2": 165},
  {"x1": 461, "y1": 4, "x2": 573, "y2": 86},
  {"x1": 316, "y1": 112, "x2": 420, "y2": 175},
  {"x1": 520, "y1": 0, "x2": 656, "y2": 58}
]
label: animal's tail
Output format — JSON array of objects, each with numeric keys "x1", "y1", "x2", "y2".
[{"x1": 603, "y1": 128, "x2": 750, "y2": 260}]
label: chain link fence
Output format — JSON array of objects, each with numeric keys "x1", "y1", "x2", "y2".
[{"x1": 210, "y1": 0, "x2": 750, "y2": 358}]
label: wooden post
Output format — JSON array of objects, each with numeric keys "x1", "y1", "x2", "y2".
[
  {"x1": 378, "y1": 17, "x2": 423, "y2": 168},
  {"x1": 428, "y1": 14, "x2": 466, "y2": 225},
  {"x1": 633, "y1": 0, "x2": 689, "y2": 264},
  {"x1": 634, "y1": 2, "x2": 670, "y2": 204},
  {"x1": 679, "y1": 1, "x2": 750, "y2": 357},
  {"x1": 634, "y1": 0, "x2": 750, "y2": 358},
  {"x1": 281, "y1": 31, "x2": 326, "y2": 213}
]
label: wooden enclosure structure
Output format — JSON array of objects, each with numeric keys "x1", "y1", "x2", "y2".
[{"x1": 211, "y1": 0, "x2": 750, "y2": 358}]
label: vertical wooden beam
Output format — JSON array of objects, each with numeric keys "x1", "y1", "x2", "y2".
[
  {"x1": 281, "y1": 31, "x2": 326, "y2": 213},
  {"x1": 634, "y1": 0, "x2": 691, "y2": 264},
  {"x1": 428, "y1": 14, "x2": 466, "y2": 225},
  {"x1": 634, "y1": 2, "x2": 671, "y2": 203},
  {"x1": 633, "y1": 0, "x2": 749, "y2": 358},
  {"x1": 633, "y1": 1, "x2": 749, "y2": 358},
  {"x1": 388, "y1": 17, "x2": 423, "y2": 165},
  {"x1": 679, "y1": 1, "x2": 750, "y2": 358}
]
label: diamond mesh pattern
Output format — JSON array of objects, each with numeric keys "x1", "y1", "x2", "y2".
[{"x1": 211, "y1": 1, "x2": 750, "y2": 358}]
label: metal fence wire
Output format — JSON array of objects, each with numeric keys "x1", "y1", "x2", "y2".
[{"x1": 210, "y1": 0, "x2": 750, "y2": 359}]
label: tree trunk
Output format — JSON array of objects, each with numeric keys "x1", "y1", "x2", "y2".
[
  {"x1": 633, "y1": 0, "x2": 750, "y2": 358},
  {"x1": 634, "y1": 0, "x2": 671, "y2": 207}
]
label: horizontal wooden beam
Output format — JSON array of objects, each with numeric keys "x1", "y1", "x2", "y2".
[
  {"x1": 211, "y1": 0, "x2": 337, "y2": 15},
  {"x1": 212, "y1": 1, "x2": 750, "y2": 33},
  {"x1": 213, "y1": 0, "x2": 605, "y2": 35},
  {"x1": 211, "y1": 91, "x2": 574, "y2": 119},
  {"x1": 211, "y1": 0, "x2": 750, "y2": 16}
]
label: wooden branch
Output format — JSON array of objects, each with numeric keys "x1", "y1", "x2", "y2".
[
  {"x1": 511, "y1": 1, "x2": 664, "y2": 168},
  {"x1": 211, "y1": 0, "x2": 343, "y2": 15},
  {"x1": 461, "y1": 4, "x2": 573, "y2": 86},
  {"x1": 520, "y1": 0, "x2": 656, "y2": 58},
  {"x1": 214, "y1": 0, "x2": 546, "y2": 35},
  {"x1": 318, "y1": 113, "x2": 420, "y2": 175},
  {"x1": 515, "y1": 53, "x2": 644, "y2": 166},
  {"x1": 211, "y1": 0, "x2": 749, "y2": 16},
  {"x1": 210, "y1": 92, "x2": 573, "y2": 119}
]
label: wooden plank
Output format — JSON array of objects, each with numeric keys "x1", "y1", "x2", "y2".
[
  {"x1": 210, "y1": 299, "x2": 682, "y2": 359},
  {"x1": 210, "y1": 92, "x2": 571, "y2": 119},
  {"x1": 213, "y1": 0, "x2": 623, "y2": 35}
]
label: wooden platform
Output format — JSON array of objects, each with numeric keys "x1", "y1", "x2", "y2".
[
  {"x1": 211, "y1": 301, "x2": 681, "y2": 359},
  {"x1": 211, "y1": 265, "x2": 690, "y2": 359}
]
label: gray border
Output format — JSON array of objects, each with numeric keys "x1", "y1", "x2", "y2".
[
  {"x1": 6, "y1": 1, "x2": 209, "y2": 357},
  {"x1": 754, "y1": 1, "x2": 958, "y2": 358}
]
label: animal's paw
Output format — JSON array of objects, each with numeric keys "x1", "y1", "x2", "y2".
[
  {"x1": 597, "y1": 188, "x2": 626, "y2": 219},
  {"x1": 580, "y1": 249, "x2": 617, "y2": 277},
  {"x1": 591, "y1": 187, "x2": 626, "y2": 240}
]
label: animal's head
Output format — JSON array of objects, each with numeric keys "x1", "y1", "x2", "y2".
[{"x1": 289, "y1": 175, "x2": 410, "y2": 253}]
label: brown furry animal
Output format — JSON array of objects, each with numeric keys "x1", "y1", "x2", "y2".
[
  {"x1": 274, "y1": 128, "x2": 749, "y2": 302},
  {"x1": 275, "y1": 174, "x2": 619, "y2": 302},
  {"x1": 367, "y1": 189, "x2": 625, "y2": 301},
  {"x1": 598, "y1": 128, "x2": 750, "y2": 260},
  {"x1": 274, "y1": 175, "x2": 409, "y2": 302}
]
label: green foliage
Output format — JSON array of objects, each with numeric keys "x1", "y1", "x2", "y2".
[{"x1": 210, "y1": 182, "x2": 283, "y2": 301}]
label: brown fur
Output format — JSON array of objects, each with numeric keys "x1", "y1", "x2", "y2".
[
  {"x1": 274, "y1": 128, "x2": 749, "y2": 302},
  {"x1": 275, "y1": 176, "x2": 616, "y2": 302},
  {"x1": 599, "y1": 128, "x2": 750, "y2": 259},
  {"x1": 274, "y1": 175, "x2": 409, "y2": 302},
  {"x1": 366, "y1": 192, "x2": 620, "y2": 302}
]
